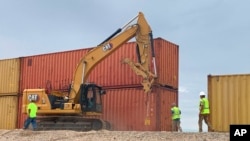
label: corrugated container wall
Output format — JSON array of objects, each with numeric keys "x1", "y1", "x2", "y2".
[
  {"x1": 0, "y1": 95, "x2": 18, "y2": 129},
  {"x1": 153, "y1": 38, "x2": 179, "y2": 88},
  {"x1": 17, "y1": 95, "x2": 27, "y2": 128},
  {"x1": 100, "y1": 86, "x2": 178, "y2": 131},
  {"x1": 0, "y1": 58, "x2": 20, "y2": 94},
  {"x1": 208, "y1": 74, "x2": 250, "y2": 132},
  {"x1": 17, "y1": 86, "x2": 177, "y2": 130},
  {"x1": 19, "y1": 38, "x2": 178, "y2": 94}
]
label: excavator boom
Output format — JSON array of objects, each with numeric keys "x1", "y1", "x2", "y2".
[{"x1": 69, "y1": 12, "x2": 156, "y2": 103}]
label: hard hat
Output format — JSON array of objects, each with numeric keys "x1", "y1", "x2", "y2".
[{"x1": 199, "y1": 91, "x2": 206, "y2": 96}]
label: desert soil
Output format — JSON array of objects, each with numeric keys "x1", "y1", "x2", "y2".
[{"x1": 0, "y1": 129, "x2": 229, "y2": 141}]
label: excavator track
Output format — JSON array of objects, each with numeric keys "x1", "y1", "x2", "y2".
[{"x1": 36, "y1": 116, "x2": 111, "y2": 131}]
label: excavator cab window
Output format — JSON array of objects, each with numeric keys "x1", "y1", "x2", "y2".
[
  {"x1": 48, "y1": 94, "x2": 65, "y2": 109},
  {"x1": 80, "y1": 83, "x2": 105, "y2": 113}
]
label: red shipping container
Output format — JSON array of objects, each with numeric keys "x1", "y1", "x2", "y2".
[
  {"x1": 19, "y1": 38, "x2": 178, "y2": 94},
  {"x1": 88, "y1": 37, "x2": 179, "y2": 89},
  {"x1": 19, "y1": 49, "x2": 89, "y2": 93},
  {"x1": 100, "y1": 86, "x2": 178, "y2": 131},
  {"x1": 17, "y1": 85, "x2": 178, "y2": 131}
]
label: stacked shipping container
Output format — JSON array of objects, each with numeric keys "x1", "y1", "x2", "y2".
[
  {"x1": 17, "y1": 48, "x2": 90, "y2": 128},
  {"x1": 0, "y1": 37, "x2": 179, "y2": 130},
  {"x1": 208, "y1": 74, "x2": 250, "y2": 132},
  {"x1": 18, "y1": 38, "x2": 178, "y2": 91},
  {"x1": 101, "y1": 86, "x2": 177, "y2": 131},
  {"x1": 0, "y1": 59, "x2": 19, "y2": 129}
]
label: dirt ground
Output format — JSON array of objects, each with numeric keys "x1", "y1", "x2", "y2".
[{"x1": 0, "y1": 129, "x2": 229, "y2": 141}]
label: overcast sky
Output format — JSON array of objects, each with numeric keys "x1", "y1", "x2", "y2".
[{"x1": 1, "y1": 0, "x2": 250, "y2": 132}]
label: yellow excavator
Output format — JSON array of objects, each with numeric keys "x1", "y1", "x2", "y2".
[{"x1": 22, "y1": 12, "x2": 157, "y2": 131}]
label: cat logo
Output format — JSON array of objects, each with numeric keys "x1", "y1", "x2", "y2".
[
  {"x1": 28, "y1": 94, "x2": 39, "y2": 102},
  {"x1": 103, "y1": 43, "x2": 113, "y2": 51}
]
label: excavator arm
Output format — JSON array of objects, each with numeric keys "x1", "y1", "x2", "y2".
[{"x1": 68, "y1": 12, "x2": 157, "y2": 103}]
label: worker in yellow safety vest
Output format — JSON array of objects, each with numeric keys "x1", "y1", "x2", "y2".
[
  {"x1": 23, "y1": 99, "x2": 38, "y2": 131},
  {"x1": 199, "y1": 91, "x2": 214, "y2": 132},
  {"x1": 171, "y1": 103, "x2": 182, "y2": 132}
]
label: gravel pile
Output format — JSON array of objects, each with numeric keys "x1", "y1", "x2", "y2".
[{"x1": 0, "y1": 129, "x2": 229, "y2": 141}]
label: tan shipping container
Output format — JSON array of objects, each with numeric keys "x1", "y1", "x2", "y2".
[
  {"x1": 17, "y1": 86, "x2": 177, "y2": 131},
  {"x1": 0, "y1": 58, "x2": 20, "y2": 94},
  {"x1": 208, "y1": 74, "x2": 250, "y2": 132},
  {"x1": 19, "y1": 38, "x2": 178, "y2": 94},
  {"x1": 0, "y1": 95, "x2": 18, "y2": 129}
]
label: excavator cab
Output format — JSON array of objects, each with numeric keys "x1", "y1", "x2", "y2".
[{"x1": 79, "y1": 83, "x2": 106, "y2": 114}]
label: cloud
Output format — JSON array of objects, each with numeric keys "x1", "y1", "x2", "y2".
[{"x1": 178, "y1": 86, "x2": 189, "y2": 94}]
